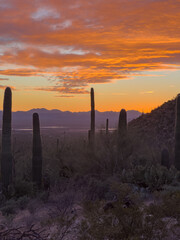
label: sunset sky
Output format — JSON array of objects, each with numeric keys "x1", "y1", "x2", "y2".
[{"x1": 0, "y1": 0, "x2": 180, "y2": 112}]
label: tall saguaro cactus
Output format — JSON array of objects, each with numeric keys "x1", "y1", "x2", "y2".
[
  {"x1": 89, "y1": 88, "x2": 95, "y2": 147},
  {"x1": 32, "y1": 113, "x2": 42, "y2": 188},
  {"x1": 118, "y1": 109, "x2": 127, "y2": 136},
  {"x1": 106, "y1": 118, "x2": 109, "y2": 135},
  {"x1": 117, "y1": 109, "x2": 128, "y2": 169},
  {"x1": 175, "y1": 94, "x2": 180, "y2": 170},
  {"x1": 91, "y1": 88, "x2": 95, "y2": 136},
  {"x1": 1, "y1": 87, "x2": 12, "y2": 192}
]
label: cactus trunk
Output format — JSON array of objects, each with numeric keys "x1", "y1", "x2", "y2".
[
  {"x1": 118, "y1": 109, "x2": 127, "y2": 136},
  {"x1": 32, "y1": 113, "x2": 42, "y2": 188},
  {"x1": 89, "y1": 88, "x2": 95, "y2": 147},
  {"x1": 1, "y1": 87, "x2": 13, "y2": 192},
  {"x1": 117, "y1": 109, "x2": 128, "y2": 169},
  {"x1": 106, "y1": 118, "x2": 109, "y2": 135},
  {"x1": 175, "y1": 94, "x2": 180, "y2": 170}
]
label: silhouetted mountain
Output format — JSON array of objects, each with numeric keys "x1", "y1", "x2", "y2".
[
  {"x1": 0, "y1": 109, "x2": 141, "y2": 129},
  {"x1": 129, "y1": 99, "x2": 175, "y2": 150}
]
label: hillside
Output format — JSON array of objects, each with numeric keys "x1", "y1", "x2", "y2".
[{"x1": 129, "y1": 98, "x2": 176, "y2": 150}]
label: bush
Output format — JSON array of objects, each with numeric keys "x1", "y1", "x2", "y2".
[
  {"x1": 14, "y1": 180, "x2": 34, "y2": 198},
  {"x1": 0, "y1": 199, "x2": 17, "y2": 216},
  {"x1": 79, "y1": 200, "x2": 168, "y2": 240},
  {"x1": 86, "y1": 178, "x2": 110, "y2": 200},
  {"x1": 17, "y1": 196, "x2": 30, "y2": 210},
  {"x1": 122, "y1": 164, "x2": 176, "y2": 191},
  {"x1": 38, "y1": 191, "x2": 49, "y2": 203},
  {"x1": 148, "y1": 191, "x2": 180, "y2": 221}
]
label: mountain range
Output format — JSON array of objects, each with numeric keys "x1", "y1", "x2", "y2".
[{"x1": 0, "y1": 109, "x2": 141, "y2": 129}]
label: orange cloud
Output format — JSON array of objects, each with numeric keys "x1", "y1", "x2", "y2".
[
  {"x1": 0, "y1": 0, "x2": 180, "y2": 96},
  {"x1": 33, "y1": 86, "x2": 88, "y2": 95}
]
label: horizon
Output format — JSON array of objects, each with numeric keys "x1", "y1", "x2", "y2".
[
  {"x1": 0, "y1": 92, "x2": 176, "y2": 114},
  {"x1": 0, "y1": 0, "x2": 180, "y2": 112},
  {"x1": 0, "y1": 106, "x2": 141, "y2": 113}
]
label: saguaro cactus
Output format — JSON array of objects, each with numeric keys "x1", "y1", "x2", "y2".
[
  {"x1": 175, "y1": 94, "x2": 180, "y2": 170},
  {"x1": 91, "y1": 88, "x2": 95, "y2": 136},
  {"x1": 161, "y1": 148, "x2": 170, "y2": 169},
  {"x1": 1, "y1": 87, "x2": 12, "y2": 192},
  {"x1": 118, "y1": 109, "x2": 127, "y2": 136},
  {"x1": 32, "y1": 113, "x2": 42, "y2": 188},
  {"x1": 106, "y1": 118, "x2": 109, "y2": 135},
  {"x1": 89, "y1": 88, "x2": 95, "y2": 147},
  {"x1": 117, "y1": 109, "x2": 128, "y2": 169}
]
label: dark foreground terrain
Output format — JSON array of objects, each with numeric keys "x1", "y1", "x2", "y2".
[{"x1": 0, "y1": 98, "x2": 179, "y2": 240}]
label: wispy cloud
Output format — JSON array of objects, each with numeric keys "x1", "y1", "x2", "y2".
[
  {"x1": 33, "y1": 86, "x2": 89, "y2": 95},
  {"x1": 31, "y1": 7, "x2": 60, "y2": 21},
  {"x1": 140, "y1": 91, "x2": 154, "y2": 95}
]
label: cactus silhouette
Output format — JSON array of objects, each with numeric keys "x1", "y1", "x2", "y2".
[
  {"x1": 161, "y1": 148, "x2": 170, "y2": 169},
  {"x1": 118, "y1": 109, "x2": 127, "y2": 136},
  {"x1": 117, "y1": 109, "x2": 128, "y2": 169},
  {"x1": 175, "y1": 94, "x2": 180, "y2": 170},
  {"x1": 32, "y1": 113, "x2": 42, "y2": 188},
  {"x1": 89, "y1": 88, "x2": 95, "y2": 147},
  {"x1": 106, "y1": 118, "x2": 109, "y2": 135},
  {"x1": 1, "y1": 87, "x2": 13, "y2": 192}
]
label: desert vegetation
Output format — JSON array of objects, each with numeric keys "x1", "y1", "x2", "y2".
[{"x1": 0, "y1": 87, "x2": 179, "y2": 239}]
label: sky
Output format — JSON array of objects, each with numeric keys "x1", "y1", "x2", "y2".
[{"x1": 0, "y1": 0, "x2": 180, "y2": 112}]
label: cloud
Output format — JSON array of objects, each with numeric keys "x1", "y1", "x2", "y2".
[
  {"x1": 31, "y1": 7, "x2": 60, "y2": 21},
  {"x1": 51, "y1": 20, "x2": 72, "y2": 30},
  {"x1": 0, "y1": 0, "x2": 180, "y2": 94},
  {"x1": 140, "y1": 91, "x2": 154, "y2": 95},
  {"x1": 0, "y1": 68, "x2": 42, "y2": 76},
  {"x1": 33, "y1": 86, "x2": 89, "y2": 95},
  {"x1": 55, "y1": 95, "x2": 74, "y2": 98}
]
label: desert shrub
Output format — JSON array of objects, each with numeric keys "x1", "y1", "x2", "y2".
[
  {"x1": 0, "y1": 196, "x2": 31, "y2": 215},
  {"x1": 162, "y1": 183, "x2": 180, "y2": 192},
  {"x1": 122, "y1": 164, "x2": 176, "y2": 191},
  {"x1": 17, "y1": 196, "x2": 30, "y2": 210},
  {"x1": 0, "y1": 199, "x2": 17, "y2": 216},
  {"x1": 38, "y1": 191, "x2": 49, "y2": 203},
  {"x1": 148, "y1": 191, "x2": 180, "y2": 221},
  {"x1": 79, "y1": 200, "x2": 168, "y2": 240},
  {"x1": 14, "y1": 180, "x2": 34, "y2": 198},
  {"x1": 143, "y1": 165, "x2": 173, "y2": 190},
  {"x1": 85, "y1": 177, "x2": 110, "y2": 201},
  {"x1": 42, "y1": 190, "x2": 77, "y2": 240},
  {"x1": 27, "y1": 199, "x2": 42, "y2": 214},
  {"x1": 109, "y1": 182, "x2": 142, "y2": 207}
]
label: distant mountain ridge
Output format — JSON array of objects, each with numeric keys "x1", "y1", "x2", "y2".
[{"x1": 0, "y1": 109, "x2": 141, "y2": 129}]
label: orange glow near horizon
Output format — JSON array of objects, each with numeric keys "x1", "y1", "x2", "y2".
[{"x1": 0, "y1": 0, "x2": 180, "y2": 112}]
